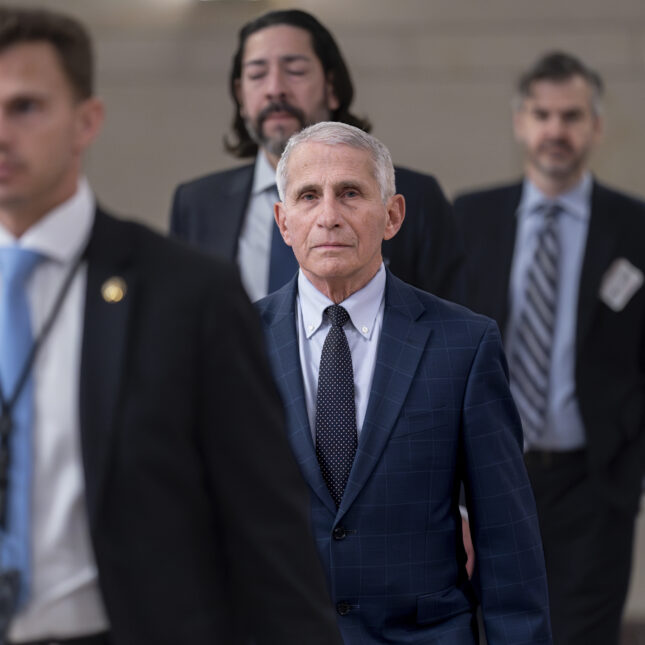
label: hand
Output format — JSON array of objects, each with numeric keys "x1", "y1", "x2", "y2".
[{"x1": 462, "y1": 516, "x2": 475, "y2": 579}]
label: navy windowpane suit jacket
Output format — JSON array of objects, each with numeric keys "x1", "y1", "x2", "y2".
[{"x1": 256, "y1": 271, "x2": 553, "y2": 644}]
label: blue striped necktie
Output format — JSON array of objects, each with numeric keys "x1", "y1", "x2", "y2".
[
  {"x1": 510, "y1": 204, "x2": 561, "y2": 442},
  {"x1": 0, "y1": 247, "x2": 43, "y2": 609}
]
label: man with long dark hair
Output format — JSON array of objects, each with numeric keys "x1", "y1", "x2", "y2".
[{"x1": 170, "y1": 9, "x2": 463, "y2": 303}]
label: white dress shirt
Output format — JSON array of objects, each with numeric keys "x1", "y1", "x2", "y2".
[
  {"x1": 297, "y1": 264, "x2": 386, "y2": 441},
  {"x1": 237, "y1": 151, "x2": 279, "y2": 302},
  {"x1": 0, "y1": 178, "x2": 109, "y2": 641}
]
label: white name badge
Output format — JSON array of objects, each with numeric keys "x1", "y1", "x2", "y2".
[{"x1": 599, "y1": 257, "x2": 644, "y2": 312}]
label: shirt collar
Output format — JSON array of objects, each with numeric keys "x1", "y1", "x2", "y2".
[
  {"x1": 0, "y1": 176, "x2": 95, "y2": 264},
  {"x1": 251, "y1": 149, "x2": 278, "y2": 196},
  {"x1": 518, "y1": 172, "x2": 592, "y2": 222},
  {"x1": 298, "y1": 263, "x2": 386, "y2": 340}
]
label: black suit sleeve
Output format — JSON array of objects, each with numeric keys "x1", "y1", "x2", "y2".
[
  {"x1": 199, "y1": 267, "x2": 342, "y2": 645},
  {"x1": 384, "y1": 167, "x2": 465, "y2": 300},
  {"x1": 169, "y1": 183, "x2": 189, "y2": 239}
]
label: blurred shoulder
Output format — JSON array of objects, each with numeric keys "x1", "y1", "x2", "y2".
[
  {"x1": 94, "y1": 208, "x2": 240, "y2": 289},
  {"x1": 174, "y1": 164, "x2": 255, "y2": 196}
]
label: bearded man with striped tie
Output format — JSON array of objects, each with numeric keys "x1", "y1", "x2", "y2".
[{"x1": 455, "y1": 51, "x2": 645, "y2": 645}]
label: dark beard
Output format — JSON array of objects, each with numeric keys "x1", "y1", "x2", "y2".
[{"x1": 245, "y1": 100, "x2": 307, "y2": 157}]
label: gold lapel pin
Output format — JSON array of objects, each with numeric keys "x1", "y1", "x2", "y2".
[{"x1": 101, "y1": 276, "x2": 127, "y2": 303}]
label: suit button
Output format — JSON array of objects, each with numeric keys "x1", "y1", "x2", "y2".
[
  {"x1": 337, "y1": 602, "x2": 351, "y2": 616},
  {"x1": 333, "y1": 526, "x2": 347, "y2": 540}
]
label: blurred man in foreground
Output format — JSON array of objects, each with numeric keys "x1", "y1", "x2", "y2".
[{"x1": 0, "y1": 7, "x2": 342, "y2": 644}]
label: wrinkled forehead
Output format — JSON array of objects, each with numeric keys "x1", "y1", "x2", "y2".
[{"x1": 285, "y1": 141, "x2": 377, "y2": 189}]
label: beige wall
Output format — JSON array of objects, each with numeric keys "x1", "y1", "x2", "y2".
[
  {"x1": 23, "y1": 0, "x2": 645, "y2": 615},
  {"x1": 28, "y1": 0, "x2": 645, "y2": 230}
]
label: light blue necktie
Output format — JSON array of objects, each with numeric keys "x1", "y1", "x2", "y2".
[{"x1": 0, "y1": 247, "x2": 42, "y2": 609}]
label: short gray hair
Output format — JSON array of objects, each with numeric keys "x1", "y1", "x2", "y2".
[
  {"x1": 512, "y1": 51, "x2": 604, "y2": 117},
  {"x1": 276, "y1": 122, "x2": 396, "y2": 202}
]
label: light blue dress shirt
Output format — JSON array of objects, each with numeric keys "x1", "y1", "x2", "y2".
[
  {"x1": 296, "y1": 264, "x2": 386, "y2": 442},
  {"x1": 506, "y1": 173, "x2": 592, "y2": 450}
]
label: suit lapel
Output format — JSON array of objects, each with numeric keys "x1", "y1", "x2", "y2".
[
  {"x1": 262, "y1": 281, "x2": 336, "y2": 514},
  {"x1": 492, "y1": 184, "x2": 521, "y2": 332},
  {"x1": 79, "y1": 209, "x2": 136, "y2": 527},
  {"x1": 206, "y1": 165, "x2": 254, "y2": 259},
  {"x1": 228, "y1": 165, "x2": 254, "y2": 258},
  {"x1": 576, "y1": 182, "x2": 618, "y2": 352},
  {"x1": 338, "y1": 273, "x2": 432, "y2": 517}
]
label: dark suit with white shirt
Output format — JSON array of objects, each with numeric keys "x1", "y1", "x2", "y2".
[
  {"x1": 75, "y1": 209, "x2": 342, "y2": 644},
  {"x1": 454, "y1": 179, "x2": 645, "y2": 645}
]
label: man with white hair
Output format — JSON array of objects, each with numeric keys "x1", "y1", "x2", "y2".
[{"x1": 256, "y1": 121, "x2": 553, "y2": 644}]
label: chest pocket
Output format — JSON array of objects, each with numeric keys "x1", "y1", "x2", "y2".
[{"x1": 390, "y1": 409, "x2": 451, "y2": 440}]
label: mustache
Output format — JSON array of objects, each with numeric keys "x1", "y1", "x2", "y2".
[
  {"x1": 257, "y1": 101, "x2": 306, "y2": 130},
  {"x1": 538, "y1": 139, "x2": 573, "y2": 153}
]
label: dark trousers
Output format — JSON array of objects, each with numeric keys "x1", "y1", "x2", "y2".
[{"x1": 525, "y1": 450, "x2": 636, "y2": 645}]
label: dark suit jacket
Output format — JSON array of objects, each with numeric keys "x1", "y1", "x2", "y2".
[
  {"x1": 454, "y1": 181, "x2": 645, "y2": 514},
  {"x1": 77, "y1": 209, "x2": 342, "y2": 644},
  {"x1": 170, "y1": 164, "x2": 464, "y2": 300},
  {"x1": 256, "y1": 272, "x2": 552, "y2": 645}
]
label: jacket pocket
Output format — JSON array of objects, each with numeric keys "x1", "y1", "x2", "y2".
[
  {"x1": 416, "y1": 584, "x2": 475, "y2": 626},
  {"x1": 391, "y1": 410, "x2": 449, "y2": 439}
]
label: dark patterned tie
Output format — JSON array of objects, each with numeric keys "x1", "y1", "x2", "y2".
[
  {"x1": 510, "y1": 204, "x2": 561, "y2": 441},
  {"x1": 315, "y1": 305, "x2": 358, "y2": 507}
]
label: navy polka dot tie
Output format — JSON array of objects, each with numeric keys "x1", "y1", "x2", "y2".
[{"x1": 315, "y1": 305, "x2": 357, "y2": 508}]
